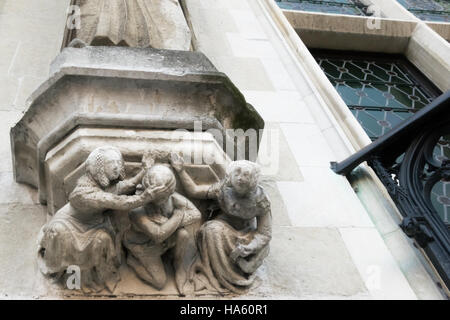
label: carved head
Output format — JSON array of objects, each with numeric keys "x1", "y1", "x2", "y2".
[
  {"x1": 86, "y1": 146, "x2": 126, "y2": 188},
  {"x1": 226, "y1": 160, "x2": 260, "y2": 196},
  {"x1": 142, "y1": 165, "x2": 176, "y2": 203}
]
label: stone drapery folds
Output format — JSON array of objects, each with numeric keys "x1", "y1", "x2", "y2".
[{"x1": 67, "y1": 0, "x2": 192, "y2": 50}]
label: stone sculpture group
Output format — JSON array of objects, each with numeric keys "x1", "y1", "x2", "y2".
[{"x1": 37, "y1": 147, "x2": 272, "y2": 296}]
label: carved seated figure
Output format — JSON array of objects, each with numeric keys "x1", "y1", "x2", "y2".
[
  {"x1": 171, "y1": 155, "x2": 272, "y2": 294},
  {"x1": 123, "y1": 164, "x2": 202, "y2": 295},
  {"x1": 37, "y1": 146, "x2": 169, "y2": 292}
]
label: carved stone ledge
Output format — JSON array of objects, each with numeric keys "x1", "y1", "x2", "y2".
[{"x1": 11, "y1": 46, "x2": 264, "y2": 205}]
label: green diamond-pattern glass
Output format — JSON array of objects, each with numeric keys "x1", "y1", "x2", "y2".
[{"x1": 315, "y1": 56, "x2": 436, "y2": 140}]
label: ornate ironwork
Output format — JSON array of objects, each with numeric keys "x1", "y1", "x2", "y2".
[
  {"x1": 332, "y1": 92, "x2": 450, "y2": 288},
  {"x1": 275, "y1": 0, "x2": 372, "y2": 16}
]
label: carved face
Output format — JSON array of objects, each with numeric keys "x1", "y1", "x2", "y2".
[
  {"x1": 104, "y1": 150, "x2": 123, "y2": 181},
  {"x1": 86, "y1": 146, "x2": 126, "y2": 188},
  {"x1": 230, "y1": 163, "x2": 257, "y2": 196}
]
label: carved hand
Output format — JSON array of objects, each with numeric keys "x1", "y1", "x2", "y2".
[
  {"x1": 170, "y1": 152, "x2": 184, "y2": 172},
  {"x1": 144, "y1": 178, "x2": 176, "y2": 201},
  {"x1": 142, "y1": 187, "x2": 156, "y2": 202},
  {"x1": 230, "y1": 243, "x2": 252, "y2": 262},
  {"x1": 142, "y1": 151, "x2": 155, "y2": 170}
]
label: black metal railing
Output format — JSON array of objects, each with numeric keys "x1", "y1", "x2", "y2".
[{"x1": 332, "y1": 91, "x2": 450, "y2": 288}]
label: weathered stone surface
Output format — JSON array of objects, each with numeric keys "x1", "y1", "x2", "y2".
[
  {"x1": 0, "y1": 111, "x2": 23, "y2": 172},
  {"x1": 49, "y1": 45, "x2": 215, "y2": 75},
  {"x1": 65, "y1": 0, "x2": 191, "y2": 50},
  {"x1": 251, "y1": 226, "x2": 368, "y2": 298},
  {"x1": 0, "y1": 172, "x2": 39, "y2": 205},
  {"x1": 257, "y1": 122, "x2": 304, "y2": 182},
  {"x1": 259, "y1": 178, "x2": 291, "y2": 227},
  {"x1": 0, "y1": 204, "x2": 46, "y2": 299}
]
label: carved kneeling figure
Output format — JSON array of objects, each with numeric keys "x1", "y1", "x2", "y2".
[{"x1": 123, "y1": 165, "x2": 202, "y2": 295}]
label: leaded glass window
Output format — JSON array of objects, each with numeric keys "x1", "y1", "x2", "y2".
[
  {"x1": 312, "y1": 50, "x2": 441, "y2": 141},
  {"x1": 275, "y1": 0, "x2": 372, "y2": 16},
  {"x1": 397, "y1": 0, "x2": 450, "y2": 22}
]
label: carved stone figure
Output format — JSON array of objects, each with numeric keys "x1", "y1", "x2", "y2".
[
  {"x1": 69, "y1": 0, "x2": 191, "y2": 50},
  {"x1": 171, "y1": 155, "x2": 272, "y2": 294},
  {"x1": 37, "y1": 146, "x2": 170, "y2": 292},
  {"x1": 123, "y1": 164, "x2": 202, "y2": 295}
]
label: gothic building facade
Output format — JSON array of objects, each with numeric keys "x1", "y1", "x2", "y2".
[{"x1": 0, "y1": 0, "x2": 448, "y2": 299}]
